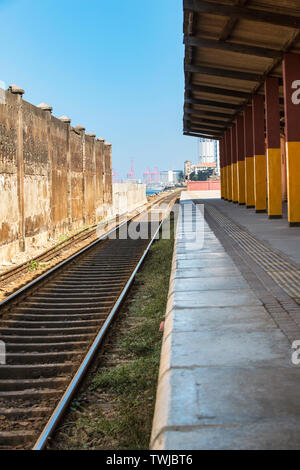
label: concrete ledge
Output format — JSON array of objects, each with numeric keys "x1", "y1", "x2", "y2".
[{"x1": 150, "y1": 197, "x2": 300, "y2": 450}]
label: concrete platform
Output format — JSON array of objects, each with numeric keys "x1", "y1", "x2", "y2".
[
  {"x1": 151, "y1": 196, "x2": 300, "y2": 450},
  {"x1": 207, "y1": 199, "x2": 300, "y2": 266}
]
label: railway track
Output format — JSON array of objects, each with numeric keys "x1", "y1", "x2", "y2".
[
  {"x1": 0, "y1": 193, "x2": 168, "y2": 288},
  {"x1": 0, "y1": 193, "x2": 177, "y2": 450}
]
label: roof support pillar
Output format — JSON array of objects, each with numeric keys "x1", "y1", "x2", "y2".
[
  {"x1": 252, "y1": 94, "x2": 267, "y2": 213},
  {"x1": 231, "y1": 125, "x2": 238, "y2": 203},
  {"x1": 236, "y1": 115, "x2": 246, "y2": 205},
  {"x1": 283, "y1": 53, "x2": 300, "y2": 226},
  {"x1": 243, "y1": 106, "x2": 255, "y2": 208},
  {"x1": 223, "y1": 133, "x2": 228, "y2": 200},
  {"x1": 265, "y1": 77, "x2": 282, "y2": 219},
  {"x1": 220, "y1": 136, "x2": 225, "y2": 199},
  {"x1": 225, "y1": 129, "x2": 232, "y2": 201}
]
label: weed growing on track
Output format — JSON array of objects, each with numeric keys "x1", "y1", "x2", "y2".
[
  {"x1": 50, "y1": 215, "x2": 174, "y2": 450},
  {"x1": 28, "y1": 260, "x2": 48, "y2": 271}
]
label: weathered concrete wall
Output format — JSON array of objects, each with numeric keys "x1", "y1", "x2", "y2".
[
  {"x1": 104, "y1": 142, "x2": 113, "y2": 209},
  {"x1": 112, "y1": 183, "x2": 147, "y2": 216},
  {"x1": 0, "y1": 86, "x2": 113, "y2": 263},
  {"x1": 50, "y1": 115, "x2": 69, "y2": 237},
  {"x1": 95, "y1": 139, "x2": 105, "y2": 221},
  {"x1": 23, "y1": 100, "x2": 49, "y2": 247},
  {"x1": 70, "y1": 128, "x2": 84, "y2": 231},
  {"x1": 0, "y1": 91, "x2": 19, "y2": 262},
  {"x1": 84, "y1": 134, "x2": 96, "y2": 226}
]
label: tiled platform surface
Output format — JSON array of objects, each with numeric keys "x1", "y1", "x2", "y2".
[
  {"x1": 207, "y1": 199, "x2": 300, "y2": 265},
  {"x1": 150, "y1": 195, "x2": 300, "y2": 450}
]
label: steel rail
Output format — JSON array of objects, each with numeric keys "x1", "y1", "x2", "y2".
[
  {"x1": 32, "y1": 204, "x2": 173, "y2": 450},
  {"x1": 0, "y1": 217, "x2": 134, "y2": 312},
  {"x1": 0, "y1": 192, "x2": 175, "y2": 312},
  {"x1": 0, "y1": 192, "x2": 169, "y2": 285}
]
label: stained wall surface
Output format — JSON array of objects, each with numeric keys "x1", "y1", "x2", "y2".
[{"x1": 0, "y1": 88, "x2": 112, "y2": 263}]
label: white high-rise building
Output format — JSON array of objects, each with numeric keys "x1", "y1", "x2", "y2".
[{"x1": 198, "y1": 138, "x2": 219, "y2": 174}]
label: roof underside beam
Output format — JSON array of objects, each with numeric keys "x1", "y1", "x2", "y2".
[
  {"x1": 184, "y1": 128, "x2": 221, "y2": 137},
  {"x1": 185, "y1": 84, "x2": 284, "y2": 105},
  {"x1": 185, "y1": 97, "x2": 241, "y2": 110},
  {"x1": 185, "y1": 64, "x2": 266, "y2": 82},
  {"x1": 183, "y1": 0, "x2": 300, "y2": 29},
  {"x1": 184, "y1": 115, "x2": 230, "y2": 126},
  {"x1": 184, "y1": 107, "x2": 234, "y2": 119},
  {"x1": 185, "y1": 84, "x2": 250, "y2": 99},
  {"x1": 183, "y1": 1, "x2": 300, "y2": 138},
  {"x1": 184, "y1": 131, "x2": 221, "y2": 139},
  {"x1": 184, "y1": 122, "x2": 226, "y2": 132},
  {"x1": 184, "y1": 36, "x2": 282, "y2": 59}
]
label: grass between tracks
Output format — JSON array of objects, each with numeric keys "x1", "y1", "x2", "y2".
[{"x1": 52, "y1": 215, "x2": 174, "y2": 450}]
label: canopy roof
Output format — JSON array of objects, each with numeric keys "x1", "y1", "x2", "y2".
[{"x1": 183, "y1": 0, "x2": 300, "y2": 139}]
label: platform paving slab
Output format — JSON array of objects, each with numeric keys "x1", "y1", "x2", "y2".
[
  {"x1": 171, "y1": 266, "x2": 241, "y2": 279},
  {"x1": 154, "y1": 420, "x2": 300, "y2": 450},
  {"x1": 164, "y1": 306, "x2": 277, "y2": 333},
  {"x1": 206, "y1": 199, "x2": 300, "y2": 266},
  {"x1": 151, "y1": 196, "x2": 300, "y2": 450}
]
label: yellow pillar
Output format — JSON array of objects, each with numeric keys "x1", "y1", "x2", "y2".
[
  {"x1": 265, "y1": 77, "x2": 282, "y2": 218},
  {"x1": 225, "y1": 129, "x2": 232, "y2": 201},
  {"x1": 224, "y1": 165, "x2": 228, "y2": 199},
  {"x1": 232, "y1": 162, "x2": 238, "y2": 202},
  {"x1": 237, "y1": 160, "x2": 245, "y2": 204},
  {"x1": 220, "y1": 137, "x2": 225, "y2": 199},
  {"x1": 283, "y1": 53, "x2": 300, "y2": 225},
  {"x1": 245, "y1": 157, "x2": 255, "y2": 207},
  {"x1": 254, "y1": 154, "x2": 267, "y2": 212},
  {"x1": 228, "y1": 165, "x2": 232, "y2": 201},
  {"x1": 230, "y1": 125, "x2": 238, "y2": 203},
  {"x1": 286, "y1": 142, "x2": 300, "y2": 222},
  {"x1": 252, "y1": 95, "x2": 267, "y2": 213},
  {"x1": 267, "y1": 148, "x2": 282, "y2": 217},
  {"x1": 236, "y1": 115, "x2": 246, "y2": 204},
  {"x1": 220, "y1": 167, "x2": 224, "y2": 198},
  {"x1": 243, "y1": 107, "x2": 255, "y2": 208}
]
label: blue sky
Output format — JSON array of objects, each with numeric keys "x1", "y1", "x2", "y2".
[{"x1": 0, "y1": 0, "x2": 198, "y2": 179}]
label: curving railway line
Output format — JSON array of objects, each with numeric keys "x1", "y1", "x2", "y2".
[{"x1": 0, "y1": 193, "x2": 178, "y2": 450}]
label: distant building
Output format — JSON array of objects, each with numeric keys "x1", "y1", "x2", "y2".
[
  {"x1": 172, "y1": 170, "x2": 182, "y2": 183},
  {"x1": 184, "y1": 160, "x2": 192, "y2": 179},
  {"x1": 198, "y1": 138, "x2": 219, "y2": 175},
  {"x1": 123, "y1": 178, "x2": 142, "y2": 184},
  {"x1": 184, "y1": 139, "x2": 220, "y2": 181},
  {"x1": 193, "y1": 162, "x2": 216, "y2": 174},
  {"x1": 160, "y1": 170, "x2": 182, "y2": 186}
]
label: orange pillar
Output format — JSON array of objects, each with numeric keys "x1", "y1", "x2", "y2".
[
  {"x1": 283, "y1": 53, "x2": 300, "y2": 226},
  {"x1": 243, "y1": 106, "x2": 255, "y2": 208},
  {"x1": 220, "y1": 135, "x2": 225, "y2": 199},
  {"x1": 231, "y1": 124, "x2": 238, "y2": 203},
  {"x1": 265, "y1": 77, "x2": 282, "y2": 218},
  {"x1": 252, "y1": 94, "x2": 267, "y2": 213},
  {"x1": 223, "y1": 134, "x2": 228, "y2": 200},
  {"x1": 225, "y1": 129, "x2": 232, "y2": 202},
  {"x1": 236, "y1": 115, "x2": 245, "y2": 205},
  {"x1": 280, "y1": 135, "x2": 287, "y2": 202}
]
